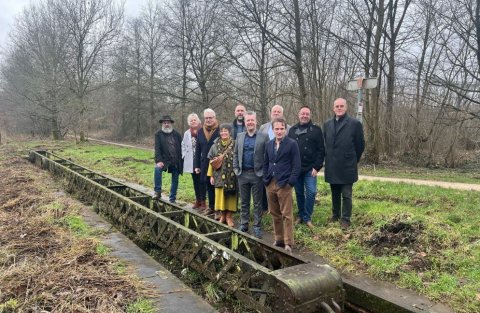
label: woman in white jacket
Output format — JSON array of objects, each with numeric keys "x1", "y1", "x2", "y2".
[{"x1": 182, "y1": 113, "x2": 202, "y2": 209}]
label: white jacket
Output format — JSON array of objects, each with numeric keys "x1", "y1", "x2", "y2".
[{"x1": 182, "y1": 129, "x2": 195, "y2": 173}]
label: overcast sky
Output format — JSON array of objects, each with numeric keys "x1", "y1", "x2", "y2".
[{"x1": 0, "y1": 0, "x2": 143, "y2": 54}]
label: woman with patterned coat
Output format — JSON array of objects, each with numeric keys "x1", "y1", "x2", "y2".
[{"x1": 207, "y1": 123, "x2": 237, "y2": 226}]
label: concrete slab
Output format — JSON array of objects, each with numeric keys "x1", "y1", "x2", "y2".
[{"x1": 79, "y1": 207, "x2": 217, "y2": 313}]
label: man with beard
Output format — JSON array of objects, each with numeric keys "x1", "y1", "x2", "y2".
[
  {"x1": 194, "y1": 108, "x2": 220, "y2": 214},
  {"x1": 232, "y1": 104, "x2": 246, "y2": 139},
  {"x1": 153, "y1": 115, "x2": 183, "y2": 203}
]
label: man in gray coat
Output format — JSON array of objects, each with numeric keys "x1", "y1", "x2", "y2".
[
  {"x1": 323, "y1": 98, "x2": 365, "y2": 230},
  {"x1": 233, "y1": 111, "x2": 269, "y2": 238}
]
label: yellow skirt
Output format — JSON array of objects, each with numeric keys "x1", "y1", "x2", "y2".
[{"x1": 214, "y1": 188, "x2": 237, "y2": 212}]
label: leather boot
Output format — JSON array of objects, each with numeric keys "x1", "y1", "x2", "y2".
[
  {"x1": 219, "y1": 211, "x2": 226, "y2": 224},
  {"x1": 214, "y1": 210, "x2": 221, "y2": 221},
  {"x1": 226, "y1": 211, "x2": 234, "y2": 227},
  {"x1": 198, "y1": 200, "x2": 207, "y2": 210},
  {"x1": 192, "y1": 200, "x2": 200, "y2": 209}
]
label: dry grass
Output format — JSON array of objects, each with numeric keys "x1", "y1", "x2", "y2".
[{"x1": 0, "y1": 153, "x2": 149, "y2": 312}]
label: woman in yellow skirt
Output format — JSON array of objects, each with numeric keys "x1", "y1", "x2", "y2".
[{"x1": 207, "y1": 123, "x2": 237, "y2": 226}]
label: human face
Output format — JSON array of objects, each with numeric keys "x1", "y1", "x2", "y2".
[
  {"x1": 204, "y1": 112, "x2": 216, "y2": 126},
  {"x1": 245, "y1": 114, "x2": 257, "y2": 132},
  {"x1": 270, "y1": 105, "x2": 283, "y2": 121},
  {"x1": 189, "y1": 116, "x2": 199, "y2": 128},
  {"x1": 333, "y1": 99, "x2": 347, "y2": 118},
  {"x1": 273, "y1": 121, "x2": 286, "y2": 141},
  {"x1": 298, "y1": 107, "x2": 311, "y2": 125},
  {"x1": 220, "y1": 128, "x2": 231, "y2": 140},
  {"x1": 235, "y1": 105, "x2": 246, "y2": 120}
]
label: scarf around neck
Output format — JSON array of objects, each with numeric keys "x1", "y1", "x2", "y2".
[{"x1": 203, "y1": 121, "x2": 218, "y2": 142}]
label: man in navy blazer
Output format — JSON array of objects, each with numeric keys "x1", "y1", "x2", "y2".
[{"x1": 263, "y1": 117, "x2": 301, "y2": 252}]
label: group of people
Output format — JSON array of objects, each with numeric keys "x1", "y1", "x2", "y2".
[{"x1": 153, "y1": 98, "x2": 365, "y2": 252}]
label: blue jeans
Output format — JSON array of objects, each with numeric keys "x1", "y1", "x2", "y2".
[
  {"x1": 294, "y1": 171, "x2": 317, "y2": 223},
  {"x1": 154, "y1": 165, "x2": 179, "y2": 202}
]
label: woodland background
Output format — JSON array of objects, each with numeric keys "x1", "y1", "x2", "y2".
[{"x1": 0, "y1": 0, "x2": 479, "y2": 167}]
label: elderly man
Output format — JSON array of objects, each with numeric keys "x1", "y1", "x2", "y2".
[
  {"x1": 259, "y1": 104, "x2": 290, "y2": 140},
  {"x1": 288, "y1": 106, "x2": 325, "y2": 228},
  {"x1": 323, "y1": 98, "x2": 365, "y2": 230},
  {"x1": 194, "y1": 108, "x2": 220, "y2": 214},
  {"x1": 233, "y1": 111, "x2": 269, "y2": 238},
  {"x1": 153, "y1": 115, "x2": 183, "y2": 203},
  {"x1": 263, "y1": 117, "x2": 301, "y2": 252},
  {"x1": 232, "y1": 104, "x2": 246, "y2": 139}
]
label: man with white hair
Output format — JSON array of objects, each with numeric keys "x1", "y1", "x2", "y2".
[
  {"x1": 153, "y1": 115, "x2": 183, "y2": 203},
  {"x1": 194, "y1": 108, "x2": 220, "y2": 214}
]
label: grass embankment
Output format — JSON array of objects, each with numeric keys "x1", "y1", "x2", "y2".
[
  {"x1": 26, "y1": 140, "x2": 480, "y2": 312},
  {"x1": 0, "y1": 143, "x2": 155, "y2": 313}
]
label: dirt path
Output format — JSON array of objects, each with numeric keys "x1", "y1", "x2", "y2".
[{"x1": 84, "y1": 137, "x2": 480, "y2": 192}]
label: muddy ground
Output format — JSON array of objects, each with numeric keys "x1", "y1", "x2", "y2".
[{"x1": 0, "y1": 146, "x2": 149, "y2": 312}]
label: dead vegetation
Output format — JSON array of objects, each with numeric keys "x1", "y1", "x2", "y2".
[{"x1": 0, "y1": 154, "x2": 147, "y2": 312}]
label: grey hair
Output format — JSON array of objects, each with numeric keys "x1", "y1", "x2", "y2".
[
  {"x1": 271, "y1": 104, "x2": 284, "y2": 113},
  {"x1": 245, "y1": 111, "x2": 256, "y2": 117},
  {"x1": 187, "y1": 113, "x2": 200, "y2": 125},
  {"x1": 203, "y1": 108, "x2": 216, "y2": 117}
]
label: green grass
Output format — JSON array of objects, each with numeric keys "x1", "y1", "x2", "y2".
[
  {"x1": 126, "y1": 299, "x2": 155, "y2": 313},
  {"x1": 23, "y1": 140, "x2": 480, "y2": 312}
]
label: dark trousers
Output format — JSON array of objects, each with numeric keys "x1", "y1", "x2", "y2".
[
  {"x1": 198, "y1": 179, "x2": 215, "y2": 209},
  {"x1": 191, "y1": 173, "x2": 201, "y2": 201},
  {"x1": 330, "y1": 184, "x2": 353, "y2": 222},
  {"x1": 238, "y1": 171, "x2": 263, "y2": 230}
]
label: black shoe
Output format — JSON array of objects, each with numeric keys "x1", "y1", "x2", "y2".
[
  {"x1": 152, "y1": 192, "x2": 161, "y2": 199},
  {"x1": 273, "y1": 240, "x2": 285, "y2": 248},
  {"x1": 340, "y1": 220, "x2": 351, "y2": 230},
  {"x1": 327, "y1": 216, "x2": 339, "y2": 224},
  {"x1": 239, "y1": 225, "x2": 248, "y2": 232},
  {"x1": 253, "y1": 229, "x2": 262, "y2": 239}
]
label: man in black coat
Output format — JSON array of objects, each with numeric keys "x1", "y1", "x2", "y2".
[
  {"x1": 194, "y1": 108, "x2": 220, "y2": 213},
  {"x1": 288, "y1": 106, "x2": 325, "y2": 228},
  {"x1": 154, "y1": 115, "x2": 183, "y2": 203},
  {"x1": 323, "y1": 98, "x2": 365, "y2": 230}
]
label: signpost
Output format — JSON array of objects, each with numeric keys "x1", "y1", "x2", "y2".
[{"x1": 346, "y1": 77, "x2": 378, "y2": 124}]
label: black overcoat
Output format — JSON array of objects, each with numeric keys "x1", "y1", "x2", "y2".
[
  {"x1": 193, "y1": 127, "x2": 220, "y2": 182},
  {"x1": 154, "y1": 129, "x2": 183, "y2": 174},
  {"x1": 323, "y1": 114, "x2": 365, "y2": 184}
]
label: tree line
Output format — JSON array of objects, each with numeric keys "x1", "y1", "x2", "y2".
[{"x1": 0, "y1": 0, "x2": 479, "y2": 167}]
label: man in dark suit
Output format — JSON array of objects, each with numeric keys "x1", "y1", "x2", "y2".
[
  {"x1": 194, "y1": 108, "x2": 219, "y2": 213},
  {"x1": 233, "y1": 111, "x2": 269, "y2": 238},
  {"x1": 263, "y1": 117, "x2": 301, "y2": 252},
  {"x1": 323, "y1": 98, "x2": 365, "y2": 230},
  {"x1": 153, "y1": 115, "x2": 183, "y2": 203}
]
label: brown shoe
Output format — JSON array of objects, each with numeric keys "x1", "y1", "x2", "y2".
[
  {"x1": 226, "y1": 211, "x2": 234, "y2": 227},
  {"x1": 306, "y1": 221, "x2": 314, "y2": 229},
  {"x1": 192, "y1": 200, "x2": 200, "y2": 209},
  {"x1": 295, "y1": 217, "x2": 302, "y2": 224},
  {"x1": 340, "y1": 220, "x2": 350, "y2": 230},
  {"x1": 198, "y1": 200, "x2": 207, "y2": 210},
  {"x1": 219, "y1": 211, "x2": 226, "y2": 223}
]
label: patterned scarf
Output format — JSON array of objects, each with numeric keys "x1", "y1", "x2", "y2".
[{"x1": 216, "y1": 138, "x2": 236, "y2": 193}]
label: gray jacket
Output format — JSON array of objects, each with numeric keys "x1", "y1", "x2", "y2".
[{"x1": 233, "y1": 130, "x2": 269, "y2": 177}]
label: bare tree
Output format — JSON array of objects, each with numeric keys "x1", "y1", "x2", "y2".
[{"x1": 55, "y1": 0, "x2": 123, "y2": 140}]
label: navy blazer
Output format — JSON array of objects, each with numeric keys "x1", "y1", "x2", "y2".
[{"x1": 263, "y1": 136, "x2": 301, "y2": 188}]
